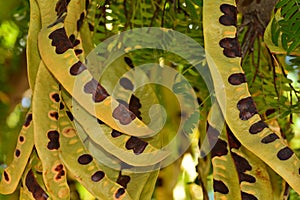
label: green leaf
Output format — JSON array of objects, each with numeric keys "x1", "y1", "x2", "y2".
[
  {"x1": 281, "y1": 33, "x2": 288, "y2": 50},
  {"x1": 189, "y1": 0, "x2": 203, "y2": 7},
  {"x1": 186, "y1": 0, "x2": 198, "y2": 19},
  {"x1": 276, "y1": 0, "x2": 290, "y2": 8}
]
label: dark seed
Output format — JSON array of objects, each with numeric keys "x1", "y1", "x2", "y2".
[
  {"x1": 24, "y1": 113, "x2": 33, "y2": 127},
  {"x1": 249, "y1": 121, "x2": 268, "y2": 134},
  {"x1": 125, "y1": 136, "x2": 148, "y2": 155},
  {"x1": 78, "y1": 154, "x2": 93, "y2": 165},
  {"x1": 84, "y1": 79, "x2": 109, "y2": 103},
  {"x1": 70, "y1": 61, "x2": 87, "y2": 75},
  {"x1": 112, "y1": 103, "x2": 136, "y2": 125},
  {"x1": 77, "y1": 12, "x2": 85, "y2": 31},
  {"x1": 19, "y1": 136, "x2": 24, "y2": 142},
  {"x1": 277, "y1": 147, "x2": 294, "y2": 160},
  {"x1": 49, "y1": 28, "x2": 73, "y2": 54},
  {"x1": 15, "y1": 149, "x2": 21, "y2": 157},
  {"x1": 25, "y1": 169, "x2": 48, "y2": 199},
  {"x1": 49, "y1": 111, "x2": 59, "y2": 120},
  {"x1": 117, "y1": 174, "x2": 130, "y2": 188},
  {"x1": 4, "y1": 171, "x2": 9, "y2": 181},
  {"x1": 115, "y1": 188, "x2": 125, "y2": 199},
  {"x1": 66, "y1": 110, "x2": 74, "y2": 121},
  {"x1": 228, "y1": 73, "x2": 246, "y2": 85},
  {"x1": 51, "y1": 93, "x2": 60, "y2": 102},
  {"x1": 213, "y1": 179, "x2": 229, "y2": 194},
  {"x1": 239, "y1": 173, "x2": 256, "y2": 183},
  {"x1": 119, "y1": 77, "x2": 134, "y2": 91},
  {"x1": 124, "y1": 57, "x2": 134, "y2": 68},
  {"x1": 241, "y1": 192, "x2": 258, "y2": 200},
  {"x1": 237, "y1": 97, "x2": 258, "y2": 120},
  {"x1": 91, "y1": 171, "x2": 105, "y2": 182},
  {"x1": 261, "y1": 133, "x2": 279, "y2": 144},
  {"x1": 47, "y1": 130, "x2": 60, "y2": 150},
  {"x1": 111, "y1": 129, "x2": 123, "y2": 137}
]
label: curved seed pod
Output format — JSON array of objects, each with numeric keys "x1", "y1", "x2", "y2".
[
  {"x1": 203, "y1": 0, "x2": 300, "y2": 194},
  {"x1": 58, "y1": 103, "x2": 132, "y2": 200},
  {"x1": 33, "y1": 62, "x2": 70, "y2": 199},
  {"x1": 20, "y1": 150, "x2": 48, "y2": 200},
  {"x1": 26, "y1": 0, "x2": 41, "y2": 89},
  {"x1": 0, "y1": 111, "x2": 34, "y2": 194},
  {"x1": 38, "y1": 20, "x2": 154, "y2": 137}
]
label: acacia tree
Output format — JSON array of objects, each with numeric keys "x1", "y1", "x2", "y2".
[{"x1": 0, "y1": 0, "x2": 300, "y2": 199}]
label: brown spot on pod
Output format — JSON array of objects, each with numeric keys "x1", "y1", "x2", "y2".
[
  {"x1": 277, "y1": 147, "x2": 294, "y2": 160},
  {"x1": 231, "y1": 152, "x2": 252, "y2": 172},
  {"x1": 75, "y1": 49, "x2": 83, "y2": 55},
  {"x1": 19, "y1": 136, "x2": 24, "y2": 142},
  {"x1": 239, "y1": 173, "x2": 256, "y2": 183},
  {"x1": 219, "y1": 4, "x2": 237, "y2": 26},
  {"x1": 231, "y1": 152, "x2": 256, "y2": 184},
  {"x1": 228, "y1": 73, "x2": 246, "y2": 85},
  {"x1": 125, "y1": 136, "x2": 148, "y2": 155},
  {"x1": 88, "y1": 23, "x2": 94, "y2": 31},
  {"x1": 15, "y1": 149, "x2": 20, "y2": 157},
  {"x1": 49, "y1": 28, "x2": 73, "y2": 54},
  {"x1": 69, "y1": 34, "x2": 76, "y2": 44},
  {"x1": 206, "y1": 123, "x2": 229, "y2": 157},
  {"x1": 70, "y1": 61, "x2": 87, "y2": 75},
  {"x1": 261, "y1": 133, "x2": 279, "y2": 144},
  {"x1": 111, "y1": 129, "x2": 123, "y2": 138},
  {"x1": 226, "y1": 125, "x2": 241, "y2": 149},
  {"x1": 78, "y1": 154, "x2": 93, "y2": 165},
  {"x1": 91, "y1": 171, "x2": 105, "y2": 182},
  {"x1": 219, "y1": 37, "x2": 242, "y2": 58},
  {"x1": 156, "y1": 177, "x2": 163, "y2": 187},
  {"x1": 69, "y1": 34, "x2": 80, "y2": 47},
  {"x1": 62, "y1": 127, "x2": 76, "y2": 137},
  {"x1": 112, "y1": 103, "x2": 136, "y2": 125},
  {"x1": 213, "y1": 179, "x2": 229, "y2": 194},
  {"x1": 66, "y1": 110, "x2": 74, "y2": 121},
  {"x1": 117, "y1": 173, "x2": 131, "y2": 188},
  {"x1": 119, "y1": 77, "x2": 134, "y2": 91},
  {"x1": 77, "y1": 12, "x2": 85, "y2": 31},
  {"x1": 47, "y1": 130, "x2": 60, "y2": 150},
  {"x1": 25, "y1": 169, "x2": 49, "y2": 199},
  {"x1": 115, "y1": 188, "x2": 126, "y2": 199},
  {"x1": 51, "y1": 93, "x2": 60, "y2": 102},
  {"x1": 197, "y1": 97, "x2": 202, "y2": 105},
  {"x1": 60, "y1": 102, "x2": 65, "y2": 110},
  {"x1": 211, "y1": 138, "x2": 228, "y2": 158},
  {"x1": 97, "y1": 118, "x2": 104, "y2": 124},
  {"x1": 84, "y1": 78, "x2": 109, "y2": 102},
  {"x1": 129, "y1": 95, "x2": 142, "y2": 120},
  {"x1": 249, "y1": 120, "x2": 268, "y2": 134},
  {"x1": 124, "y1": 57, "x2": 135, "y2": 68},
  {"x1": 49, "y1": 111, "x2": 59, "y2": 120},
  {"x1": 54, "y1": 164, "x2": 65, "y2": 180},
  {"x1": 55, "y1": 0, "x2": 70, "y2": 17},
  {"x1": 237, "y1": 97, "x2": 258, "y2": 120},
  {"x1": 4, "y1": 170, "x2": 9, "y2": 182},
  {"x1": 241, "y1": 192, "x2": 258, "y2": 200},
  {"x1": 24, "y1": 113, "x2": 33, "y2": 127}
]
